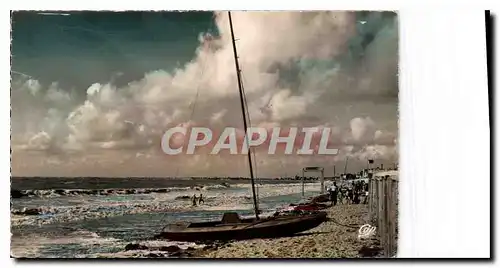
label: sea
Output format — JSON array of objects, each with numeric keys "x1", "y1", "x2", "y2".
[{"x1": 10, "y1": 177, "x2": 322, "y2": 258}]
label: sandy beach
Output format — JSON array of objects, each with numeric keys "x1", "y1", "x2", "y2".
[
  {"x1": 86, "y1": 203, "x2": 386, "y2": 259},
  {"x1": 201, "y1": 204, "x2": 385, "y2": 258},
  {"x1": 11, "y1": 177, "x2": 396, "y2": 258}
]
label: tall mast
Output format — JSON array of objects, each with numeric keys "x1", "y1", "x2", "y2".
[{"x1": 228, "y1": 11, "x2": 260, "y2": 219}]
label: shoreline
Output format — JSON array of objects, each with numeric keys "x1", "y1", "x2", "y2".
[{"x1": 11, "y1": 204, "x2": 391, "y2": 258}]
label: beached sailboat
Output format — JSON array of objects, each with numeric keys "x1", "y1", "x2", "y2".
[{"x1": 157, "y1": 12, "x2": 327, "y2": 242}]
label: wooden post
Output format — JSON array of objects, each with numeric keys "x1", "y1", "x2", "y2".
[
  {"x1": 368, "y1": 179, "x2": 373, "y2": 222},
  {"x1": 377, "y1": 179, "x2": 383, "y2": 243},
  {"x1": 386, "y1": 178, "x2": 392, "y2": 257},
  {"x1": 389, "y1": 177, "x2": 397, "y2": 256},
  {"x1": 373, "y1": 179, "x2": 379, "y2": 225},
  {"x1": 367, "y1": 172, "x2": 398, "y2": 258},
  {"x1": 371, "y1": 179, "x2": 377, "y2": 224},
  {"x1": 383, "y1": 178, "x2": 390, "y2": 257}
]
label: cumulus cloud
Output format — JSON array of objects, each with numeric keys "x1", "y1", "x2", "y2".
[{"x1": 10, "y1": 11, "x2": 398, "y2": 177}]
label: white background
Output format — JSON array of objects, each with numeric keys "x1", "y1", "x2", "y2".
[{"x1": 1, "y1": 0, "x2": 497, "y2": 266}]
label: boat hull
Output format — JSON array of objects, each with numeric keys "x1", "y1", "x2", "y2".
[
  {"x1": 157, "y1": 211, "x2": 328, "y2": 242},
  {"x1": 310, "y1": 194, "x2": 331, "y2": 203}
]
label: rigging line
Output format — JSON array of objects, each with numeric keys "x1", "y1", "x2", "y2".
[
  {"x1": 153, "y1": 41, "x2": 210, "y2": 237},
  {"x1": 240, "y1": 80, "x2": 258, "y2": 168},
  {"x1": 187, "y1": 51, "x2": 208, "y2": 122},
  {"x1": 188, "y1": 15, "x2": 216, "y2": 122},
  {"x1": 239, "y1": 68, "x2": 260, "y2": 199},
  {"x1": 240, "y1": 75, "x2": 261, "y2": 200},
  {"x1": 155, "y1": 47, "x2": 208, "y2": 235},
  {"x1": 155, "y1": 21, "x2": 215, "y2": 233},
  {"x1": 184, "y1": 29, "x2": 211, "y2": 179},
  {"x1": 154, "y1": 49, "x2": 211, "y2": 236}
]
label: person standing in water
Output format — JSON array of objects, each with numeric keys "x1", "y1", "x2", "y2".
[
  {"x1": 192, "y1": 194, "x2": 198, "y2": 207},
  {"x1": 198, "y1": 193, "x2": 204, "y2": 205}
]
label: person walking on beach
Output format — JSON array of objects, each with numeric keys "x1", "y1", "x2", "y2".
[
  {"x1": 363, "y1": 190, "x2": 369, "y2": 204},
  {"x1": 353, "y1": 190, "x2": 360, "y2": 204},
  {"x1": 198, "y1": 193, "x2": 204, "y2": 205},
  {"x1": 338, "y1": 187, "x2": 345, "y2": 205},
  {"x1": 192, "y1": 194, "x2": 198, "y2": 207},
  {"x1": 330, "y1": 182, "x2": 338, "y2": 206},
  {"x1": 345, "y1": 188, "x2": 352, "y2": 205}
]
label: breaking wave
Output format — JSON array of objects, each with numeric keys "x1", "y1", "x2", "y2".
[
  {"x1": 11, "y1": 183, "x2": 233, "y2": 199},
  {"x1": 11, "y1": 182, "x2": 321, "y2": 226}
]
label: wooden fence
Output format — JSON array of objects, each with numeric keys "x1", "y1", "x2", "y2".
[{"x1": 368, "y1": 172, "x2": 399, "y2": 257}]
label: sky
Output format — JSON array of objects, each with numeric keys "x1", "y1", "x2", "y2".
[{"x1": 10, "y1": 11, "x2": 399, "y2": 178}]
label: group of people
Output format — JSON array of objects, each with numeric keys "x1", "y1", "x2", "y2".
[
  {"x1": 326, "y1": 180, "x2": 369, "y2": 206},
  {"x1": 191, "y1": 193, "x2": 205, "y2": 206}
]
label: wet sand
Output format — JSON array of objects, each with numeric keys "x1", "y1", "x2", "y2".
[{"x1": 202, "y1": 204, "x2": 384, "y2": 258}]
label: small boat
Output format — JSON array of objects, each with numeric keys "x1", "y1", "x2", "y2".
[
  {"x1": 309, "y1": 193, "x2": 331, "y2": 203},
  {"x1": 289, "y1": 202, "x2": 330, "y2": 211},
  {"x1": 274, "y1": 202, "x2": 330, "y2": 215},
  {"x1": 157, "y1": 12, "x2": 328, "y2": 242},
  {"x1": 157, "y1": 211, "x2": 327, "y2": 242}
]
